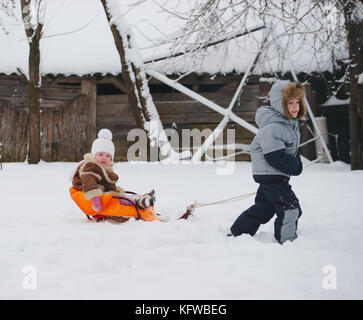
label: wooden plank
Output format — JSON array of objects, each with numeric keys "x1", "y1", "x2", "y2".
[
  {"x1": 97, "y1": 94, "x2": 129, "y2": 104},
  {"x1": 0, "y1": 96, "x2": 26, "y2": 108},
  {"x1": 41, "y1": 86, "x2": 81, "y2": 100},
  {"x1": 0, "y1": 83, "x2": 27, "y2": 97},
  {"x1": 0, "y1": 102, "x2": 29, "y2": 161},
  {"x1": 40, "y1": 99, "x2": 69, "y2": 108},
  {"x1": 0, "y1": 77, "x2": 21, "y2": 86},
  {"x1": 0, "y1": 83, "x2": 82, "y2": 101},
  {"x1": 97, "y1": 113, "x2": 138, "y2": 127},
  {"x1": 81, "y1": 79, "x2": 97, "y2": 148},
  {"x1": 97, "y1": 102, "x2": 134, "y2": 115}
]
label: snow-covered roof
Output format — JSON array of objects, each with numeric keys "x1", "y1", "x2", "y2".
[
  {"x1": 0, "y1": 0, "x2": 348, "y2": 77},
  {"x1": 320, "y1": 96, "x2": 350, "y2": 106}
]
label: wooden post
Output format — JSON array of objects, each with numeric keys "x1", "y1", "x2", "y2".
[
  {"x1": 258, "y1": 81, "x2": 272, "y2": 107},
  {"x1": 304, "y1": 83, "x2": 316, "y2": 116},
  {"x1": 81, "y1": 78, "x2": 97, "y2": 149},
  {"x1": 299, "y1": 84, "x2": 317, "y2": 160},
  {"x1": 291, "y1": 70, "x2": 333, "y2": 163},
  {"x1": 21, "y1": 0, "x2": 43, "y2": 164},
  {"x1": 344, "y1": 4, "x2": 363, "y2": 170}
]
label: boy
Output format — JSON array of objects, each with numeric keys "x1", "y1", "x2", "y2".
[{"x1": 229, "y1": 81, "x2": 306, "y2": 244}]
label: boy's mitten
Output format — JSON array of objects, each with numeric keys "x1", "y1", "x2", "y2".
[
  {"x1": 295, "y1": 153, "x2": 303, "y2": 176},
  {"x1": 264, "y1": 149, "x2": 303, "y2": 176},
  {"x1": 91, "y1": 197, "x2": 102, "y2": 212}
]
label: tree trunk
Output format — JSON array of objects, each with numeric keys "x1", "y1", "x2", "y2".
[
  {"x1": 99, "y1": 0, "x2": 183, "y2": 161},
  {"x1": 100, "y1": 0, "x2": 148, "y2": 130},
  {"x1": 28, "y1": 27, "x2": 42, "y2": 164},
  {"x1": 21, "y1": 0, "x2": 43, "y2": 164},
  {"x1": 344, "y1": 2, "x2": 363, "y2": 170},
  {"x1": 81, "y1": 78, "x2": 97, "y2": 150}
]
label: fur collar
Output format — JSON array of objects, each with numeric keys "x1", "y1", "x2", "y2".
[
  {"x1": 83, "y1": 153, "x2": 113, "y2": 171},
  {"x1": 80, "y1": 153, "x2": 117, "y2": 184}
]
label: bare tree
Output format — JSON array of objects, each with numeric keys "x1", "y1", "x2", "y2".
[
  {"x1": 343, "y1": 0, "x2": 363, "y2": 170},
  {"x1": 0, "y1": 0, "x2": 17, "y2": 34},
  {"x1": 138, "y1": 0, "x2": 363, "y2": 169},
  {"x1": 20, "y1": 0, "x2": 44, "y2": 164},
  {"x1": 99, "y1": 0, "x2": 184, "y2": 161}
]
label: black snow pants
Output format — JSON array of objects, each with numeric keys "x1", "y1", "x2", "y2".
[{"x1": 230, "y1": 175, "x2": 302, "y2": 244}]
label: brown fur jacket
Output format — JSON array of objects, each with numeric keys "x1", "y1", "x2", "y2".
[{"x1": 72, "y1": 153, "x2": 125, "y2": 200}]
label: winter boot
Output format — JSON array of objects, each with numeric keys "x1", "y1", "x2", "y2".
[{"x1": 137, "y1": 189, "x2": 155, "y2": 209}]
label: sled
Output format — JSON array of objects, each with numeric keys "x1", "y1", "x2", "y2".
[{"x1": 69, "y1": 187, "x2": 161, "y2": 222}]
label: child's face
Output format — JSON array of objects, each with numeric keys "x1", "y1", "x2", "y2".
[
  {"x1": 95, "y1": 152, "x2": 112, "y2": 166},
  {"x1": 287, "y1": 98, "x2": 300, "y2": 118}
]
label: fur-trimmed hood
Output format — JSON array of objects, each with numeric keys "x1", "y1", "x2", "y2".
[
  {"x1": 71, "y1": 153, "x2": 124, "y2": 200},
  {"x1": 69, "y1": 153, "x2": 113, "y2": 182},
  {"x1": 255, "y1": 80, "x2": 306, "y2": 129}
]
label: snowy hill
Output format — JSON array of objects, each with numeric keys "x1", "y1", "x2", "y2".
[{"x1": 0, "y1": 161, "x2": 362, "y2": 299}]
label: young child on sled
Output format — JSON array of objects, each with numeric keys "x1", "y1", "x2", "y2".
[
  {"x1": 70, "y1": 129, "x2": 155, "y2": 215},
  {"x1": 229, "y1": 81, "x2": 306, "y2": 244}
]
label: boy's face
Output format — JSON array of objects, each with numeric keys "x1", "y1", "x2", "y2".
[
  {"x1": 95, "y1": 152, "x2": 112, "y2": 166},
  {"x1": 287, "y1": 98, "x2": 300, "y2": 118}
]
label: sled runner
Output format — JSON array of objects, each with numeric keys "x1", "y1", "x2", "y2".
[{"x1": 69, "y1": 187, "x2": 161, "y2": 222}]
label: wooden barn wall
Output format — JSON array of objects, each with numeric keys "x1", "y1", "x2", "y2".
[
  {"x1": 0, "y1": 74, "x2": 316, "y2": 162},
  {"x1": 0, "y1": 101, "x2": 29, "y2": 161},
  {"x1": 40, "y1": 94, "x2": 90, "y2": 162},
  {"x1": 0, "y1": 75, "x2": 81, "y2": 108},
  {"x1": 0, "y1": 75, "x2": 90, "y2": 161},
  {"x1": 98, "y1": 76, "x2": 262, "y2": 161}
]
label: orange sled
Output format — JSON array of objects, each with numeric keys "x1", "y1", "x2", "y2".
[{"x1": 69, "y1": 187, "x2": 161, "y2": 221}]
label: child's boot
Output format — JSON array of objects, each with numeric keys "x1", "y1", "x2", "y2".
[{"x1": 137, "y1": 190, "x2": 155, "y2": 209}]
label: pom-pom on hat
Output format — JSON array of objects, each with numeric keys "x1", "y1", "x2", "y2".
[{"x1": 91, "y1": 129, "x2": 115, "y2": 160}]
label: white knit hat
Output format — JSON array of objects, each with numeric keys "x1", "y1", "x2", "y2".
[{"x1": 91, "y1": 129, "x2": 115, "y2": 160}]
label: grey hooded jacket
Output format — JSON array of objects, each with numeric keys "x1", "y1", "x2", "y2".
[{"x1": 250, "y1": 80, "x2": 301, "y2": 177}]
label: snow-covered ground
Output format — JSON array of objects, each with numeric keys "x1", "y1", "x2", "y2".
[{"x1": 0, "y1": 160, "x2": 362, "y2": 299}]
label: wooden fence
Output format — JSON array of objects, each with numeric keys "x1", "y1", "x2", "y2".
[
  {"x1": 0, "y1": 94, "x2": 89, "y2": 162},
  {"x1": 0, "y1": 74, "x2": 317, "y2": 162},
  {"x1": 0, "y1": 101, "x2": 29, "y2": 161}
]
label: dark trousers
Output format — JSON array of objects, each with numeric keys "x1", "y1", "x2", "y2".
[{"x1": 230, "y1": 175, "x2": 302, "y2": 244}]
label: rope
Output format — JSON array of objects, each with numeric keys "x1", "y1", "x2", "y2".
[{"x1": 186, "y1": 192, "x2": 256, "y2": 215}]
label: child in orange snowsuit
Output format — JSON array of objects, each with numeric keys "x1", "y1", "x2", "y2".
[{"x1": 70, "y1": 129, "x2": 156, "y2": 219}]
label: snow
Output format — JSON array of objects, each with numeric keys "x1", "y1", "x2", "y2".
[
  {"x1": 320, "y1": 95, "x2": 350, "y2": 106},
  {"x1": 1, "y1": 160, "x2": 363, "y2": 299},
  {"x1": 0, "y1": 0, "x2": 348, "y2": 77},
  {"x1": 358, "y1": 72, "x2": 363, "y2": 85}
]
